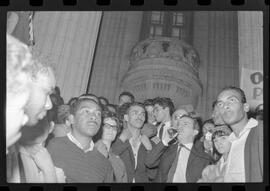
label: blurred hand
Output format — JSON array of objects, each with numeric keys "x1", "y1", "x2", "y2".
[
  {"x1": 163, "y1": 128, "x2": 178, "y2": 146},
  {"x1": 151, "y1": 136, "x2": 161, "y2": 145},
  {"x1": 141, "y1": 134, "x2": 152, "y2": 151},
  {"x1": 31, "y1": 145, "x2": 54, "y2": 172},
  {"x1": 119, "y1": 127, "x2": 132, "y2": 142},
  {"x1": 141, "y1": 123, "x2": 157, "y2": 138},
  {"x1": 95, "y1": 140, "x2": 109, "y2": 158}
]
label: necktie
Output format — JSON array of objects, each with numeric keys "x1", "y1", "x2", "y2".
[
  {"x1": 159, "y1": 123, "x2": 165, "y2": 140},
  {"x1": 167, "y1": 145, "x2": 182, "y2": 182}
]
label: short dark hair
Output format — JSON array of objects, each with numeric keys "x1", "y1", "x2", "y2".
[
  {"x1": 212, "y1": 100, "x2": 217, "y2": 110},
  {"x1": 154, "y1": 97, "x2": 175, "y2": 116},
  {"x1": 79, "y1": 93, "x2": 100, "y2": 104},
  {"x1": 143, "y1": 98, "x2": 154, "y2": 107},
  {"x1": 119, "y1": 91, "x2": 135, "y2": 102},
  {"x1": 99, "y1": 96, "x2": 109, "y2": 106},
  {"x1": 71, "y1": 97, "x2": 101, "y2": 115},
  {"x1": 68, "y1": 97, "x2": 78, "y2": 107},
  {"x1": 124, "y1": 102, "x2": 145, "y2": 115},
  {"x1": 212, "y1": 125, "x2": 232, "y2": 141},
  {"x1": 220, "y1": 86, "x2": 247, "y2": 103},
  {"x1": 202, "y1": 119, "x2": 214, "y2": 127}
]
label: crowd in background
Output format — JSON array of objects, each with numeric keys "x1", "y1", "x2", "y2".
[{"x1": 6, "y1": 33, "x2": 264, "y2": 183}]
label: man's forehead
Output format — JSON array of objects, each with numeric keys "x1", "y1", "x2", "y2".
[
  {"x1": 174, "y1": 109, "x2": 188, "y2": 116},
  {"x1": 120, "y1": 95, "x2": 131, "y2": 100},
  {"x1": 77, "y1": 100, "x2": 100, "y2": 110},
  {"x1": 130, "y1": 105, "x2": 145, "y2": 112},
  {"x1": 179, "y1": 116, "x2": 194, "y2": 123},
  {"x1": 218, "y1": 89, "x2": 241, "y2": 100}
]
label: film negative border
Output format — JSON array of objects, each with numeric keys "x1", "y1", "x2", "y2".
[
  {"x1": 0, "y1": 0, "x2": 269, "y2": 191},
  {"x1": 0, "y1": 0, "x2": 269, "y2": 9}
]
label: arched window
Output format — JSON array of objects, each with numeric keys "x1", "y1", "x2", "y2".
[{"x1": 140, "y1": 11, "x2": 193, "y2": 43}]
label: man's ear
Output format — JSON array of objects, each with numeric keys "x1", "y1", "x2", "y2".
[
  {"x1": 124, "y1": 114, "x2": 129, "y2": 122},
  {"x1": 165, "y1": 107, "x2": 170, "y2": 114},
  {"x1": 193, "y1": 129, "x2": 199, "y2": 137},
  {"x1": 65, "y1": 119, "x2": 71, "y2": 127},
  {"x1": 243, "y1": 103, "x2": 250, "y2": 113},
  {"x1": 49, "y1": 121, "x2": 55, "y2": 134},
  {"x1": 69, "y1": 114, "x2": 75, "y2": 125}
]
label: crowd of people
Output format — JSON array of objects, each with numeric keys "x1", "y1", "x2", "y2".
[{"x1": 6, "y1": 33, "x2": 264, "y2": 183}]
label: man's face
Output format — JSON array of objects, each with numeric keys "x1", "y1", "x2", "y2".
[
  {"x1": 73, "y1": 100, "x2": 101, "y2": 137},
  {"x1": 175, "y1": 116, "x2": 197, "y2": 143},
  {"x1": 24, "y1": 68, "x2": 56, "y2": 126},
  {"x1": 145, "y1": 105, "x2": 155, "y2": 124},
  {"x1": 153, "y1": 104, "x2": 168, "y2": 123},
  {"x1": 213, "y1": 135, "x2": 231, "y2": 155},
  {"x1": 172, "y1": 109, "x2": 188, "y2": 129},
  {"x1": 6, "y1": 89, "x2": 30, "y2": 148},
  {"x1": 125, "y1": 105, "x2": 145, "y2": 129},
  {"x1": 216, "y1": 90, "x2": 248, "y2": 126},
  {"x1": 119, "y1": 95, "x2": 132, "y2": 106}
]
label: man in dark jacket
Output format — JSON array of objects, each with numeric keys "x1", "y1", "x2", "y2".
[{"x1": 145, "y1": 113, "x2": 213, "y2": 182}]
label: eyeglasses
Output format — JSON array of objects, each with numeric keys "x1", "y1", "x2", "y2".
[{"x1": 103, "y1": 123, "x2": 118, "y2": 131}]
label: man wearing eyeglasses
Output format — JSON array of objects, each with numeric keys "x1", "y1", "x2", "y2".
[
  {"x1": 46, "y1": 97, "x2": 113, "y2": 182},
  {"x1": 216, "y1": 86, "x2": 263, "y2": 182},
  {"x1": 145, "y1": 110, "x2": 213, "y2": 182}
]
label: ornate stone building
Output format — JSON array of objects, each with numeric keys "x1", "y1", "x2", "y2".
[
  {"x1": 87, "y1": 11, "x2": 240, "y2": 119},
  {"x1": 9, "y1": 11, "x2": 262, "y2": 119}
]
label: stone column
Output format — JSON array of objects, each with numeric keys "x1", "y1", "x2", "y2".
[{"x1": 33, "y1": 11, "x2": 102, "y2": 102}]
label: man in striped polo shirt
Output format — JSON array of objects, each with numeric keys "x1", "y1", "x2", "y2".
[{"x1": 47, "y1": 97, "x2": 113, "y2": 182}]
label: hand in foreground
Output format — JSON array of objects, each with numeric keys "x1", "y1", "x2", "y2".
[
  {"x1": 31, "y1": 145, "x2": 55, "y2": 172},
  {"x1": 119, "y1": 127, "x2": 132, "y2": 142},
  {"x1": 141, "y1": 134, "x2": 152, "y2": 151},
  {"x1": 141, "y1": 123, "x2": 157, "y2": 138}
]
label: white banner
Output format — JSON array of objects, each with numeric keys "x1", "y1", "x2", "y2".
[{"x1": 240, "y1": 67, "x2": 263, "y2": 109}]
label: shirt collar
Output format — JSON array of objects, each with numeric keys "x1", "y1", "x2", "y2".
[
  {"x1": 162, "y1": 121, "x2": 171, "y2": 127},
  {"x1": 178, "y1": 142, "x2": 193, "y2": 151},
  {"x1": 229, "y1": 118, "x2": 258, "y2": 140},
  {"x1": 67, "y1": 132, "x2": 94, "y2": 153}
]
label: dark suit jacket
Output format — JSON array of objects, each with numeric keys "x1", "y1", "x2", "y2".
[
  {"x1": 111, "y1": 138, "x2": 151, "y2": 182},
  {"x1": 145, "y1": 140, "x2": 213, "y2": 182},
  {"x1": 244, "y1": 120, "x2": 263, "y2": 182}
]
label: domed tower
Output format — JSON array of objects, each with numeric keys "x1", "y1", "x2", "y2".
[{"x1": 121, "y1": 37, "x2": 202, "y2": 109}]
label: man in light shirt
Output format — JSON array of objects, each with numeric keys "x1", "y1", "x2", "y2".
[
  {"x1": 145, "y1": 112, "x2": 212, "y2": 182},
  {"x1": 216, "y1": 86, "x2": 263, "y2": 182}
]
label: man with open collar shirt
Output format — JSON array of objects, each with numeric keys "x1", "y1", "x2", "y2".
[
  {"x1": 47, "y1": 97, "x2": 113, "y2": 182},
  {"x1": 111, "y1": 102, "x2": 153, "y2": 182},
  {"x1": 145, "y1": 112, "x2": 213, "y2": 182},
  {"x1": 151, "y1": 97, "x2": 175, "y2": 145},
  {"x1": 216, "y1": 87, "x2": 263, "y2": 182}
]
